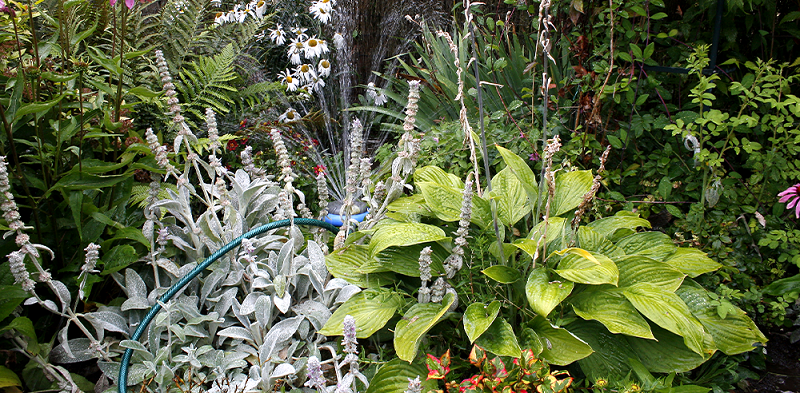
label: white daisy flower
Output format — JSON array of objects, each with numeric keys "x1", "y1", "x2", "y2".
[
  {"x1": 310, "y1": 75, "x2": 326, "y2": 92},
  {"x1": 296, "y1": 63, "x2": 317, "y2": 83},
  {"x1": 318, "y1": 59, "x2": 331, "y2": 77},
  {"x1": 279, "y1": 108, "x2": 300, "y2": 123},
  {"x1": 304, "y1": 36, "x2": 325, "y2": 59},
  {"x1": 253, "y1": 0, "x2": 267, "y2": 19},
  {"x1": 333, "y1": 32, "x2": 345, "y2": 50},
  {"x1": 310, "y1": 2, "x2": 332, "y2": 24},
  {"x1": 291, "y1": 25, "x2": 309, "y2": 41},
  {"x1": 269, "y1": 24, "x2": 287, "y2": 45},
  {"x1": 279, "y1": 69, "x2": 300, "y2": 91},
  {"x1": 288, "y1": 38, "x2": 305, "y2": 64},
  {"x1": 367, "y1": 82, "x2": 388, "y2": 106}
]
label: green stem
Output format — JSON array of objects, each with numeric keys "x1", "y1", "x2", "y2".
[{"x1": 114, "y1": 5, "x2": 128, "y2": 123}]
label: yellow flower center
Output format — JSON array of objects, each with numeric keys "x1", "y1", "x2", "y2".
[
  {"x1": 295, "y1": 42, "x2": 304, "y2": 48},
  {"x1": 286, "y1": 76, "x2": 293, "y2": 83},
  {"x1": 287, "y1": 112, "x2": 296, "y2": 119},
  {"x1": 308, "y1": 39, "x2": 318, "y2": 47},
  {"x1": 321, "y1": 60, "x2": 330, "y2": 68},
  {"x1": 301, "y1": 65, "x2": 310, "y2": 73}
]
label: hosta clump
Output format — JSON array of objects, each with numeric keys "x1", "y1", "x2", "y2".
[{"x1": 323, "y1": 144, "x2": 767, "y2": 386}]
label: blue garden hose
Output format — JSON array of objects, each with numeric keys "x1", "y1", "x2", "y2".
[{"x1": 118, "y1": 218, "x2": 339, "y2": 393}]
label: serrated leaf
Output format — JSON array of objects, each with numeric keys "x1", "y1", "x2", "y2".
[
  {"x1": 529, "y1": 316, "x2": 593, "y2": 365},
  {"x1": 554, "y1": 249, "x2": 619, "y2": 286},
  {"x1": 319, "y1": 289, "x2": 402, "y2": 338},
  {"x1": 525, "y1": 268, "x2": 573, "y2": 317},
  {"x1": 571, "y1": 288, "x2": 654, "y2": 339},
  {"x1": 552, "y1": 170, "x2": 593, "y2": 216},
  {"x1": 482, "y1": 265, "x2": 521, "y2": 283},
  {"x1": 394, "y1": 293, "x2": 455, "y2": 362},
  {"x1": 463, "y1": 301, "x2": 501, "y2": 343},
  {"x1": 621, "y1": 283, "x2": 708, "y2": 355},
  {"x1": 475, "y1": 317, "x2": 521, "y2": 357}
]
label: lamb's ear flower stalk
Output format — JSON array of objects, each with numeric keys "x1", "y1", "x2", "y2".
[
  {"x1": 335, "y1": 119, "x2": 364, "y2": 248},
  {"x1": 78, "y1": 243, "x2": 101, "y2": 300},
  {"x1": 418, "y1": 246, "x2": 433, "y2": 303},
  {"x1": 336, "y1": 315, "x2": 368, "y2": 393},
  {"x1": 444, "y1": 174, "x2": 473, "y2": 278},
  {"x1": 404, "y1": 376, "x2": 422, "y2": 393}
]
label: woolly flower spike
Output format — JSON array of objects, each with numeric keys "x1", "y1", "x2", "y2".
[
  {"x1": 145, "y1": 128, "x2": 173, "y2": 172},
  {"x1": 342, "y1": 315, "x2": 358, "y2": 355},
  {"x1": 430, "y1": 277, "x2": 448, "y2": 303},
  {"x1": 241, "y1": 146, "x2": 265, "y2": 180},
  {"x1": 418, "y1": 247, "x2": 433, "y2": 303},
  {"x1": 155, "y1": 50, "x2": 180, "y2": 115},
  {"x1": 403, "y1": 81, "x2": 421, "y2": 132},
  {"x1": 444, "y1": 176, "x2": 472, "y2": 278},
  {"x1": 404, "y1": 377, "x2": 422, "y2": 393},
  {"x1": 779, "y1": 184, "x2": 800, "y2": 218},
  {"x1": 79, "y1": 244, "x2": 101, "y2": 300},
  {"x1": 9, "y1": 251, "x2": 34, "y2": 292},
  {"x1": 206, "y1": 108, "x2": 220, "y2": 151},
  {"x1": 270, "y1": 129, "x2": 294, "y2": 183},
  {"x1": 305, "y1": 356, "x2": 327, "y2": 391}
]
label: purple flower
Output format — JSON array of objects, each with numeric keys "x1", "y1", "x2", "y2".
[{"x1": 778, "y1": 184, "x2": 800, "y2": 218}]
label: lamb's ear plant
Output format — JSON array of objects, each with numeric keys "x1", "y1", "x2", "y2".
[{"x1": 323, "y1": 140, "x2": 767, "y2": 385}]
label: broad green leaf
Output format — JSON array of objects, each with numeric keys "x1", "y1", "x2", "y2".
[
  {"x1": 552, "y1": 170, "x2": 593, "y2": 216},
  {"x1": 616, "y1": 232, "x2": 677, "y2": 261},
  {"x1": 664, "y1": 248, "x2": 722, "y2": 278},
  {"x1": 417, "y1": 182, "x2": 491, "y2": 228},
  {"x1": 51, "y1": 172, "x2": 131, "y2": 192},
  {"x1": 576, "y1": 226, "x2": 624, "y2": 257},
  {"x1": 365, "y1": 359, "x2": 437, "y2": 393},
  {"x1": 571, "y1": 287, "x2": 654, "y2": 339},
  {"x1": 101, "y1": 244, "x2": 138, "y2": 276},
  {"x1": 326, "y1": 245, "x2": 396, "y2": 288},
  {"x1": 586, "y1": 211, "x2": 651, "y2": 242},
  {"x1": 0, "y1": 366, "x2": 21, "y2": 388},
  {"x1": 482, "y1": 265, "x2": 521, "y2": 283},
  {"x1": 12, "y1": 93, "x2": 67, "y2": 122},
  {"x1": 463, "y1": 301, "x2": 502, "y2": 343},
  {"x1": 614, "y1": 255, "x2": 685, "y2": 292},
  {"x1": 0, "y1": 286, "x2": 28, "y2": 322},
  {"x1": 368, "y1": 222, "x2": 447, "y2": 257},
  {"x1": 369, "y1": 244, "x2": 448, "y2": 276},
  {"x1": 567, "y1": 320, "x2": 637, "y2": 382},
  {"x1": 489, "y1": 167, "x2": 530, "y2": 226},
  {"x1": 319, "y1": 289, "x2": 402, "y2": 338},
  {"x1": 621, "y1": 283, "x2": 709, "y2": 355},
  {"x1": 625, "y1": 325, "x2": 710, "y2": 373},
  {"x1": 525, "y1": 268, "x2": 573, "y2": 317},
  {"x1": 414, "y1": 166, "x2": 463, "y2": 189},
  {"x1": 519, "y1": 217, "x2": 568, "y2": 255},
  {"x1": 475, "y1": 317, "x2": 521, "y2": 357},
  {"x1": 521, "y1": 328, "x2": 545, "y2": 355},
  {"x1": 554, "y1": 250, "x2": 619, "y2": 286},
  {"x1": 395, "y1": 293, "x2": 455, "y2": 361},
  {"x1": 677, "y1": 280, "x2": 767, "y2": 355},
  {"x1": 496, "y1": 145, "x2": 539, "y2": 209},
  {"x1": 529, "y1": 315, "x2": 593, "y2": 365}
]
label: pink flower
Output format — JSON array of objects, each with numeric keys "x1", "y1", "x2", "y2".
[
  {"x1": 109, "y1": 0, "x2": 136, "y2": 9},
  {"x1": 778, "y1": 184, "x2": 800, "y2": 218}
]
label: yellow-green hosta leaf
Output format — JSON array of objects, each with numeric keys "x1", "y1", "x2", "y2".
[
  {"x1": 529, "y1": 315, "x2": 593, "y2": 365},
  {"x1": 482, "y1": 265, "x2": 521, "y2": 284},
  {"x1": 567, "y1": 320, "x2": 638, "y2": 382},
  {"x1": 0, "y1": 366, "x2": 21, "y2": 388},
  {"x1": 677, "y1": 280, "x2": 767, "y2": 355},
  {"x1": 394, "y1": 293, "x2": 456, "y2": 362},
  {"x1": 615, "y1": 232, "x2": 677, "y2": 261},
  {"x1": 386, "y1": 195, "x2": 433, "y2": 220},
  {"x1": 475, "y1": 317, "x2": 521, "y2": 357},
  {"x1": 624, "y1": 325, "x2": 711, "y2": 373},
  {"x1": 576, "y1": 226, "x2": 625, "y2": 258},
  {"x1": 496, "y1": 145, "x2": 539, "y2": 208},
  {"x1": 614, "y1": 255, "x2": 686, "y2": 292},
  {"x1": 586, "y1": 211, "x2": 651, "y2": 242},
  {"x1": 417, "y1": 182, "x2": 491, "y2": 228},
  {"x1": 414, "y1": 165, "x2": 463, "y2": 189},
  {"x1": 365, "y1": 359, "x2": 438, "y2": 393},
  {"x1": 326, "y1": 245, "x2": 396, "y2": 288},
  {"x1": 554, "y1": 249, "x2": 619, "y2": 286},
  {"x1": 525, "y1": 268, "x2": 573, "y2": 317},
  {"x1": 552, "y1": 170, "x2": 593, "y2": 216},
  {"x1": 519, "y1": 217, "x2": 568, "y2": 256},
  {"x1": 369, "y1": 244, "x2": 448, "y2": 276},
  {"x1": 319, "y1": 289, "x2": 402, "y2": 338},
  {"x1": 463, "y1": 301, "x2": 502, "y2": 343},
  {"x1": 368, "y1": 222, "x2": 448, "y2": 257},
  {"x1": 664, "y1": 248, "x2": 722, "y2": 277},
  {"x1": 489, "y1": 166, "x2": 530, "y2": 226},
  {"x1": 571, "y1": 287, "x2": 654, "y2": 339},
  {"x1": 621, "y1": 283, "x2": 710, "y2": 356}
]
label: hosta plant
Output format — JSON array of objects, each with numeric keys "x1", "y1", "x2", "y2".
[{"x1": 323, "y1": 143, "x2": 767, "y2": 385}]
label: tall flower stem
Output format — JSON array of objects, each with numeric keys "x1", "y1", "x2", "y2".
[{"x1": 113, "y1": 5, "x2": 128, "y2": 123}]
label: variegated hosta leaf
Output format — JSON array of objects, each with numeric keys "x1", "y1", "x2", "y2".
[
  {"x1": 368, "y1": 222, "x2": 448, "y2": 256},
  {"x1": 489, "y1": 166, "x2": 531, "y2": 226},
  {"x1": 496, "y1": 145, "x2": 539, "y2": 209},
  {"x1": 325, "y1": 244, "x2": 396, "y2": 288},
  {"x1": 576, "y1": 226, "x2": 624, "y2": 258},
  {"x1": 664, "y1": 248, "x2": 722, "y2": 277},
  {"x1": 615, "y1": 232, "x2": 677, "y2": 261},
  {"x1": 525, "y1": 268, "x2": 573, "y2": 317},
  {"x1": 414, "y1": 165, "x2": 463, "y2": 189},
  {"x1": 552, "y1": 170, "x2": 593, "y2": 217},
  {"x1": 570, "y1": 287, "x2": 654, "y2": 339},
  {"x1": 417, "y1": 182, "x2": 492, "y2": 228},
  {"x1": 365, "y1": 359, "x2": 437, "y2": 393}
]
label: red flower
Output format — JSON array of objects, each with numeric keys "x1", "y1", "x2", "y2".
[
  {"x1": 227, "y1": 140, "x2": 239, "y2": 150},
  {"x1": 313, "y1": 165, "x2": 326, "y2": 175}
]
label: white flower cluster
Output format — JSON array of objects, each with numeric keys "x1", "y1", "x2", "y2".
[{"x1": 213, "y1": 0, "x2": 268, "y2": 25}]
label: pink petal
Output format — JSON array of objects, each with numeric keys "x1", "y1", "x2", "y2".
[
  {"x1": 787, "y1": 197, "x2": 799, "y2": 210},
  {"x1": 125, "y1": 0, "x2": 134, "y2": 8},
  {"x1": 109, "y1": 0, "x2": 117, "y2": 6},
  {"x1": 795, "y1": 202, "x2": 800, "y2": 219},
  {"x1": 780, "y1": 194, "x2": 795, "y2": 203}
]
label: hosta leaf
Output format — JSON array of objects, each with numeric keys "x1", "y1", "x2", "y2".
[
  {"x1": 525, "y1": 268, "x2": 573, "y2": 317},
  {"x1": 523, "y1": 217, "x2": 568, "y2": 253},
  {"x1": 417, "y1": 182, "x2": 492, "y2": 228},
  {"x1": 615, "y1": 232, "x2": 677, "y2": 261},
  {"x1": 489, "y1": 166, "x2": 530, "y2": 226},
  {"x1": 677, "y1": 280, "x2": 767, "y2": 354},
  {"x1": 369, "y1": 222, "x2": 448, "y2": 256},
  {"x1": 475, "y1": 317, "x2": 521, "y2": 357},
  {"x1": 325, "y1": 244, "x2": 396, "y2": 288},
  {"x1": 664, "y1": 248, "x2": 722, "y2": 278},
  {"x1": 586, "y1": 211, "x2": 651, "y2": 242},
  {"x1": 554, "y1": 249, "x2": 619, "y2": 286},
  {"x1": 552, "y1": 170, "x2": 593, "y2": 216},
  {"x1": 414, "y1": 166, "x2": 463, "y2": 189},
  {"x1": 621, "y1": 283, "x2": 709, "y2": 355},
  {"x1": 529, "y1": 315, "x2": 593, "y2": 365},
  {"x1": 368, "y1": 243, "x2": 448, "y2": 276},
  {"x1": 463, "y1": 301, "x2": 501, "y2": 342},
  {"x1": 576, "y1": 226, "x2": 624, "y2": 258},
  {"x1": 624, "y1": 325, "x2": 710, "y2": 373},
  {"x1": 496, "y1": 145, "x2": 539, "y2": 208},
  {"x1": 614, "y1": 255, "x2": 685, "y2": 292},
  {"x1": 319, "y1": 289, "x2": 402, "y2": 338},
  {"x1": 482, "y1": 265, "x2": 521, "y2": 283},
  {"x1": 365, "y1": 359, "x2": 437, "y2": 393},
  {"x1": 567, "y1": 320, "x2": 636, "y2": 382},
  {"x1": 394, "y1": 293, "x2": 455, "y2": 362},
  {"x1": 0, "y1": 365, "x2": 21, "y2": 388},
  {"x1": 571, "y1": 287, "x2": 654, "y2": 339}
]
